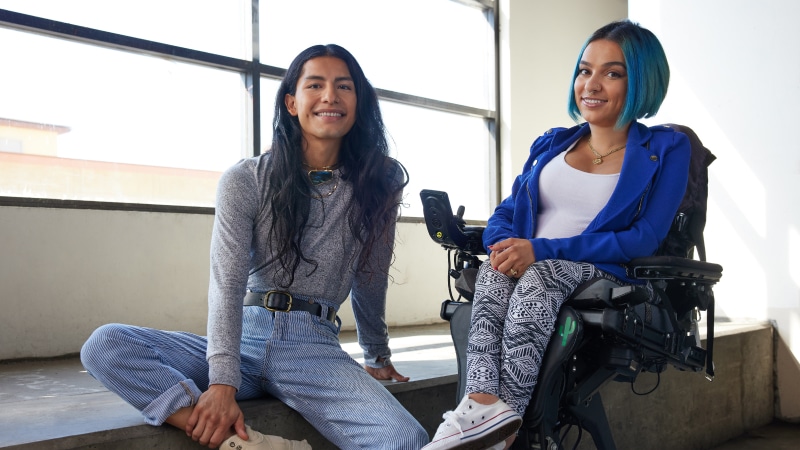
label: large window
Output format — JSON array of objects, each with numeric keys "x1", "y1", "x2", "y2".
[{"x1": 0, "y1": 0, "x2": 497, "y2": 219}]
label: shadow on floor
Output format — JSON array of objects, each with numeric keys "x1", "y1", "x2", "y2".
[{"x1": 710, "y1": 421, "x2": 800, "y2": 450}]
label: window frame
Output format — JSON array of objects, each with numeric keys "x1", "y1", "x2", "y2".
[{"x1": 0, "y1": 1, "x2": 500, "y2": 216}]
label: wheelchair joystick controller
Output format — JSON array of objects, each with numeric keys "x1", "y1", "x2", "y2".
[
  {"x1": 455, "y1": 205, "x2": 466, "y2": 226},
  {"x1": 420, "y1": 189, "x2": 481, "y2": 253}
]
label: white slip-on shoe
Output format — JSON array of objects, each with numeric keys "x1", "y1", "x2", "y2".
[
  {"x1": 421, "y1": 395, "x2": 522, "y2": 450},
  {"x1": 219, "y1": 425, "x2": 312, "y2": 450}
]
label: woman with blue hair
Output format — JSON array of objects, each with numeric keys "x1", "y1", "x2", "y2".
[{"x1": 424, "y1": 20, "x2": 690, "y2": 450}]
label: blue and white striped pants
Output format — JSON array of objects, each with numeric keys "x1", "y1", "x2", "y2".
[{"x1": 80, "y1": 305, "x2": 428, "y2": 450}]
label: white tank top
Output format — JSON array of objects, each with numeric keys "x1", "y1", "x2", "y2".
[{"x1": 535, "y1": 147, "x2": 620, "y2": 239}]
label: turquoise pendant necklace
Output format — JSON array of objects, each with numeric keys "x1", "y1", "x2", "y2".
[{"x1": 303, "y1": 162, "x2": 338, "y2": 185}]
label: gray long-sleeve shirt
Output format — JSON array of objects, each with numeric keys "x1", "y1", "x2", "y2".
[{"x1": 206, "y1": 153, "x2": 397, "y2": 388}]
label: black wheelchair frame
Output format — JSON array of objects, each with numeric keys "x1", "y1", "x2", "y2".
[{"x1": 420, "y1": 128, "x2": 722, "y2": 450}]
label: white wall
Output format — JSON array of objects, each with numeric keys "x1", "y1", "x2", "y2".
[
  {"x1": 625, "y1": 0, "x2": 800, "y2": 324},
  {"x1": 0, "y1": 206, "x2": 450, "y2": 360},
  {"x1": 0, "y1": 207, "x2": 212, "y2": 359},
  {"x1": 626, "y1": 0, "x2": 800, "y2": 419}
]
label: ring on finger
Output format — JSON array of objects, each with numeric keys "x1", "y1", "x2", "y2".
[{"x1": 509, "y1": 268, "x2": 518, "y2": 277}]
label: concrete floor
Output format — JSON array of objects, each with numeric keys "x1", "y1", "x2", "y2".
[
  {"x1": 1, "y1": 322, "x2": 798, "y2": 449},
  {"x1": 710, "y1": 421, "x2": 800, "y2": 450}
]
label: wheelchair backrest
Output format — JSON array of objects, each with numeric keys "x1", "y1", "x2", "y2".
[{"x1": 658, "y1": 124, "x2": 716, "y2": 261}]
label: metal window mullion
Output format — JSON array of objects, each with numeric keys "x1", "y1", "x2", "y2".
[
  {"x1": 0, "y1": 9, "x2": 251, "y2": 74},
  {"x1": 449, "y1": 0, "x2": 495, "y2": 10},
  {"x1": 254, "y1": 64, "x2": 495, "y2": 120},
  {"x1": 375, "y1": 88, "x2": 495, "y2": 120},
  {"x1": 250, "y1": 0, "x2": 261, "y2": 157},
  {"x1": 490, "y1": 1, "x2": 501, "y2": 207}
]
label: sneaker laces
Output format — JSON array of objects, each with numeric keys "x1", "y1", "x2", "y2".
[{"x1": 440, "y1": 410, "x2": 465, "y2": 436}]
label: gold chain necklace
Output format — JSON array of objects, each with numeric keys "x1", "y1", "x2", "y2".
[
  {"x1": 311, "y1": 178, "x2": 338, "y2": 199},
  {"x1": 587, "y1": 136, "x2": 626, "y2": 165}
]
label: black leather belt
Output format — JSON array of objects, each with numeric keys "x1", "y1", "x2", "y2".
[{"x1": 244, "y1": 291, "x2": 337, "y2": 322}]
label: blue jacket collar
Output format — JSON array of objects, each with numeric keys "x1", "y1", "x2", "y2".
[{"x1": 542, "y1": 122, "x2": 658, "y2": 230}]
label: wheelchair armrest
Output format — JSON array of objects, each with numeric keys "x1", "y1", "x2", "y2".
[
  {"x1": 626, "y1": 256, "x2": 722, "y2": 283},
  {"x1": 568, "y1": 278, "x2": 651, "y2": 309}
]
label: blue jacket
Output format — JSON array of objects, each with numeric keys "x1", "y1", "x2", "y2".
[{"x1": 483, "y1": 121, "x2": 691, "y2": 282}]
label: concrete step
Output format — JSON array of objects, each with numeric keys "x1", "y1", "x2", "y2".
[
  {"x1": 0, "y1": 321, "x2": 775, "y2": 450},
  {"x1": 0, "y1": 324, "x2": 457, "y2": 450}
]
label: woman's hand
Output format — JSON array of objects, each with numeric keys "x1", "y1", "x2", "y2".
[{"x1": 488, "y1": 238, "x2": 535, "y2": 278}]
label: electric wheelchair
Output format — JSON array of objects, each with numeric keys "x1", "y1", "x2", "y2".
[{"x1": 420, "y1": 124, "x2": 722, "y2": 450}]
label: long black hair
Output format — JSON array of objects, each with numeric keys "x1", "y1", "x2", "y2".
[{"x1": 266, "y1": 44, "x2": 408, "y2": 287}]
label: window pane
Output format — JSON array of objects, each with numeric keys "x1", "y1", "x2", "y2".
[
  {"x1": 0, "y1": 0, "x2": 250, "y2": 59},
  {"x1": 381, "y1": 102, "x2": 492, "y2": 220},
  {"x1": 260, "y1": 0, "x2": 494, "y2": 109},
  {"x1": 257, "y1": 82, "x2": 492, "y2": 220},
  {"x1": 259, "y1": 77, "x2": 282, "y2": 154},
  {"x1": 0, "y1": 28, "x2": 248, "y2": 206}
]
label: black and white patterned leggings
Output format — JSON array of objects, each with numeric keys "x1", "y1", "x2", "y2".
[{"x1": 464, "y1": 259, "x2": 636, "y2": 416}]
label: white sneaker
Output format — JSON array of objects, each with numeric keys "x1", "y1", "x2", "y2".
[
  {"x1": 219, "y1": 425, "x2": 312, "y2": 450},
  {"x1": 422, "y1": 395, "x2": 522, "y2": 450}
]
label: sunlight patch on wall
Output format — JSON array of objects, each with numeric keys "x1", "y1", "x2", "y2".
[
  {"x1": 706, "y1": 198, "x2": 767, "y2": 320},
  {"x1": 792, "y1": 312, "x2": 800, "y2": 359},
  {"x1": 790, "y1": 226, "x2": 800, "y2": 290},
  {"x1": 646, "y1": 71, "x2": 767, "y2": 240}
]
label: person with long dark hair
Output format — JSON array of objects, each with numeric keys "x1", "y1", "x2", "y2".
[
  {"x1": 423, "y1": 20, "x2": 691, "y2": 450},
  {"x1": 81, "y1": 44, "x2": 428, "y2": 450}
]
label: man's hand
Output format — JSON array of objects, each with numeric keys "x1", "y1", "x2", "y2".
[
  {"x1": 186, "y1": 384, "x2": 246, "y2": 448},
  {"x1": 365, "y1": 363, "x2": 410, "y2": 382}
]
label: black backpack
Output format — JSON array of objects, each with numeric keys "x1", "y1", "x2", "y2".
[{"x1": 658, "y1": 124, "x2": 717, "y2": 262}]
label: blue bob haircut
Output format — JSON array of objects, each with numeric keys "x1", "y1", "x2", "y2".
[{"x1": 567, "y1": 20, "x2": 670, "y2": 129}]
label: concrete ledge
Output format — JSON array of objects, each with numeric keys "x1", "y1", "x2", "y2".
[
  {"x1": 569, "y1": 321, "x2": 774, "y2": 450},
  {"x1": 0, "y1": 322, "x2": 775, "y2": 450},
  {"x1": 0, "y1": 324, "x2": 457, "y2": 450},
  {"x1": 1, "y1": 379, "x2": 457, "y2": 450}
]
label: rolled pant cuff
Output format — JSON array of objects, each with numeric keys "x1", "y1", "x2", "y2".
[{"x1": 141, "y1": 379, "x2": 202, "y2": 425}]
